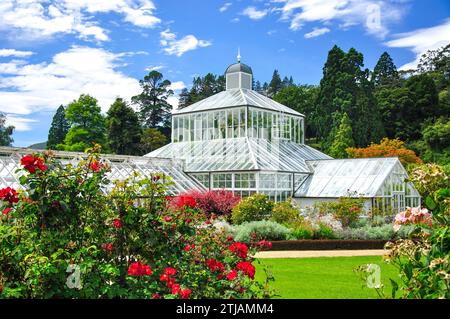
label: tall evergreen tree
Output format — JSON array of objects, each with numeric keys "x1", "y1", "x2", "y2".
[
  {"x1": 274, "y1": 85, "x2": 319, "y2": 139},
  {"x1": 131, "y1": 71, "x2": 173, "y2": 129},
  {"x1": 315, "y1": 45, "x2": 384, "y2": 148},
  {"x1": 268, "y1": 70, "x2": 283, "y2": 96},
  {"x1": 372, "y1": 52, "x2": 399, "y2": 87},
  {"x1": 106, "y1": 98, "x2": 142, "y2": 155},
  {"x1": 262, "y1": 82, "x2": 269, "y2": 96},
  {"x1": 0, "y1": 112, "x2": 14, "y2": 146},
  {"x1": 47, "y1": 105, "x2": 69, "y2": 149},
  {"x1": 59, "y1": 94, "x2": 107, "y2": 152},
  {"x1": 254, "y1": 80, "x2": 262, "y2": 93},
  {"x1": 329, "y1": 112, "x2": 354, "y2": 158}
]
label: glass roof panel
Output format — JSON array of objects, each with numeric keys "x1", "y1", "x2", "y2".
[
  {"x1": 172, "y1": 88, "x2": 304, "y2": 117},
  {"x1": 295, "y1": 158, "x2": 401, "y2": 198},
  {"x1": 146, "y1": 138, "x2": 331, "y2": 173}
]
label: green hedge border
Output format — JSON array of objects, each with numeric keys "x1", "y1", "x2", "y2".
[{"x1": 268, "y1": 240, "x2": 389, "y2": 251}]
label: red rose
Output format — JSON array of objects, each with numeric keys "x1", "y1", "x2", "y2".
[
  {"x1": 112, "y1": 218, "x2": 122, "y2": 229},
  {"x1": 20, "y1": 155, "x2": 47, "y2": 174},
  {"x1": 2, "y1": 207, "x2": 11, "y2": 215},
  {"x1": 164, "y1": 267, "x2": 177, "y2": 277},
  {"x1": 127, "y1": 261, "x2": 153, "y2": 276},
  {"x1": 0, "y1": 187, "x2": 19, "y2": 205},
  {"x1": 164, "y1": 216, "x2": 172, "y2": 222},
  {"x1": 256, "y1": 240, "x2": 273, "y2": 250},
  {"x1": 90, "y1": 160, "x2": 100, "y2": 172},
  {"x1": 227, "y1": 269, "x2": 237, "y2": 281},
  {"x1": 180, "y1": 288, "x2": 191, "y2": 299},
  {"x1": 236, "y1": 261, "x2": 256, "y2": 280},
  {"x1": 153, "y1": 175, "x2": 161, "y2": 182},
  {"x1": 102, "y1": 243, "x2": 113, "y2": 252},
  {"x1": 171, "y1": 283, "x2": 181, "y2": 295},
  {"x1": 229, "y1": 242, "x2": 248, "y2": 259},
  {"x1": 184, "y1": 244, "x2": 195, "y2": 251},
  {"x1": 207, "y1": 259, "x2": 224, "y2": 273},
  {"x1": 152, "y1": 293, "x2": 161, "y2": 299},
  {"x1": 175, "y1": 195, "x2": 196, "y2": 208}
]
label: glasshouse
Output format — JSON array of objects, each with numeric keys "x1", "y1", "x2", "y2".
[{"x1": 145, "y1": 59, "x2": 422, "y2": 214}]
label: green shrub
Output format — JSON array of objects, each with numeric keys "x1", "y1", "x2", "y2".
[
  {"x1": 317, "y1": 196, "x2": 365, "y2": 228},
  {"x1": 291, "y1": 225, "x2": 314, "y2": 240},
  {"x1": 271, "y1": 200, "x2": 301, "y2": 225},
  {"x1": 313, "y1": 224, "x2": 336, "y2": 239},
  {"x1": 231, "y1": 194, "x2": 274, "y2": 225},
  {"x1": 233, "y1": 220, "x2": 291, "y2": 242}
]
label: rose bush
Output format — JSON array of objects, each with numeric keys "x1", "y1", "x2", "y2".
[{"x1": 0, "y1": 146, "x2": 274, "y2": 299}]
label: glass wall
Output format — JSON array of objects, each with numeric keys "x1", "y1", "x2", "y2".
[
  {"x1": 202, "y1": 171, "x2": 293, "y2": 202},
  {"x1": 172, "y1": 107, "x2": 304, "y2": 144},
  {"x1": 372, "y1": 164, "x2": 421, "y2": 215}
]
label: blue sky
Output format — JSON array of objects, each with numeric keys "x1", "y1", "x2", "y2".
[{"x1": 0, "y1": 0, "x2": 449, "y2": 147}]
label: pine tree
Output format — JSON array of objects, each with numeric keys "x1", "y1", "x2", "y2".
[
  {"x1": 254, "y1": 80, "x2": 262, "y2": 93},
  {"x1": 47, "y1": 105, "x2": 69, "y2": 149},
  {"x1": 329, "y1": 112, "x2": 354, "y2": 158},
  {"x1": 372, "y1": 52, "x2": 399, "y2": 87},
  {"x1": 0, "y1": 112, "x2": 14, "y2": 146},
  {"x1": 268, "y1": 70, "x2": 283, "y2": 96},
  {"x1": 106, "y1": 98, "x2": 142, "y2": 155},
  {"x1": 262, "y1": 82, "x2": 269, "y2": 96},
  {"x1": 131, "y1": 71, "x2": 173, "y2": 129}
]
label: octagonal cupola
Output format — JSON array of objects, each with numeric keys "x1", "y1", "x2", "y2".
[{"x1": 225, "y1": 49, "x2": 253, "y2": 90}]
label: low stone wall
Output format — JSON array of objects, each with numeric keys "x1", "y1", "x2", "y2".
[{"x1": 269, "y1": 240, "x2": 389, "y2": 251}]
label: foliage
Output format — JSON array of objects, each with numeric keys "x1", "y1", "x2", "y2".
[
  {"x1": 273, "y1": 85, "x2": 319, "y2": 138},
  {"x1": 232, "y1": 221, "x2": 291, "y2": 242},
  {"x1": 314, "y1": 45, "x2": 384, "y2": 147},
  {"x1": 47, "y1": 105, "x2": 69, "y2": 150},
  {"x1": 179, "y1": 190, "x2": 241, "y2": 220},
  {"x1": 372, "y1": 52, "x2": 400, "y2": 87},
  {"x1": 232, "y1": 194, "x2": 274, "y2": 225},
  {"x1": 268, "y1": 70, "x2": 283, "y2": 97},
  {"x1": 313, "y1": 224, "x2": 336, "y2": 239},
  {"x1": 178, "y1": 73, "x2": 225, "y2": 109},
  {"x1": 315, "y1": 196, "x2": 365, "y2": 228},
  {"x1": 139, "y1": 128, "x2": 168, "y2": 154},
  {"x1": 382, "y1": 188, "x2": 450, "y2": 299},
  {"x1": 132, "y1": 71, "x2": 173, "y2": 130},
  {"x1": 0, "y1": 113, "x2": 14, "y2": 147},
  {"x1": 408, "y1": 163, "x2": 449, "y2": 199},
  {"x1": 0, "y1": 146, "x2": 273, "y2": 299},
  {"x1": 346, "y1": 138, "x2": 422, "y2": 166},
  {"x1": 58, "y1": 94, "x2": 107, "y2": 152},
  {"x1": 291, "y1": 224, "x2": 314, "y2": 240},
  {"x1": 328, "y1": 112, "x2": 354, "y2": 158},
  {"x1": 423, "y1": 117, "x2": 450, "y2": 150},
  {"x1": 270, "y1": 200, "x2": 301, "y2": 225},
  {"x1": 106, "y1": 98, "x2": 142, "y2": 155},
  {"x1": 337, "y1": 224, "x2": 414, "y2": 240}
]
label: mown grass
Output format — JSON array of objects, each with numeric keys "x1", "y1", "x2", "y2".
[{"x1": 255, "y1": 256, "x2": 399, "y2": 299}]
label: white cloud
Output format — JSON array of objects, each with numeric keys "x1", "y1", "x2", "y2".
[
  {"x1": 304, "y1": 27, "x2": 330, "y2": 38},
  {"x1": 220, "y1": 3, "x2": 232, "y2": 13},
  {"x1": 168, "y1": 81, "x2": 186, "y2": 91},
  {"x1": 160, "y1": 29, "x2": 211, "y2": 57},
  {"x1": 0, "y1": 49, "x2": 34, "y2": 58},
  {"x1": 0, "y1": 0, "x2": 161, "y2": 42},
  {"x1": 384, "y1": 19, "x2": 450, "y2": 70},
  {"x1": 5, "y1": 115, "x2": 37, "y2": 132},
  {"x1": 146, "y1": 65, "x2": 165, "y2": 71},
  {"x1": 0, "y1": 46, "x2": 141, "y2": 118},
  {"x1": 277, "y1": 0, "x2": 406, "y2": 37},
  {"x1": 242, "y1": 7, "x2": 269, "y2": 20}
]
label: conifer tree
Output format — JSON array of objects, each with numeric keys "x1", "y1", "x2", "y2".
[{"x1": 47, "y1": 105, "x2": 69, "y2": 149}]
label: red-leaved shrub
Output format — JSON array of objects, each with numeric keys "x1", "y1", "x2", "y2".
[{"x1": 177, "y1": 190, "x2": 241, "y2": 220}]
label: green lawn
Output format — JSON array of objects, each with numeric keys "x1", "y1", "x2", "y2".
[{"x1": 255, "y1": 256, "x2": 399, "y2": 299}]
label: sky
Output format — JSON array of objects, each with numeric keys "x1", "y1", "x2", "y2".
[{"x1": 0, "y1": 0, "x2": 449, "y2": 147}]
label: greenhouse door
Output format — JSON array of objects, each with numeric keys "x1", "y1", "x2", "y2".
[{"x1": 393, "y1": 193, "x2": 405, "y2": 214}]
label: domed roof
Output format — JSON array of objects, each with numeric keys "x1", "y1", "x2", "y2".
[{"x1": 225, "y1": 62, "x2": 253, "y2": 75}]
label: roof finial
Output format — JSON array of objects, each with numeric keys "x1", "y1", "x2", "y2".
[{"x1": 237, "y1": 47, "x2": 241, "y2": 63}]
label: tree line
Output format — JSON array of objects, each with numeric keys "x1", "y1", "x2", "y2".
[{"x1": 1, "y1": 44, "x2": 448, "y2": 164}]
